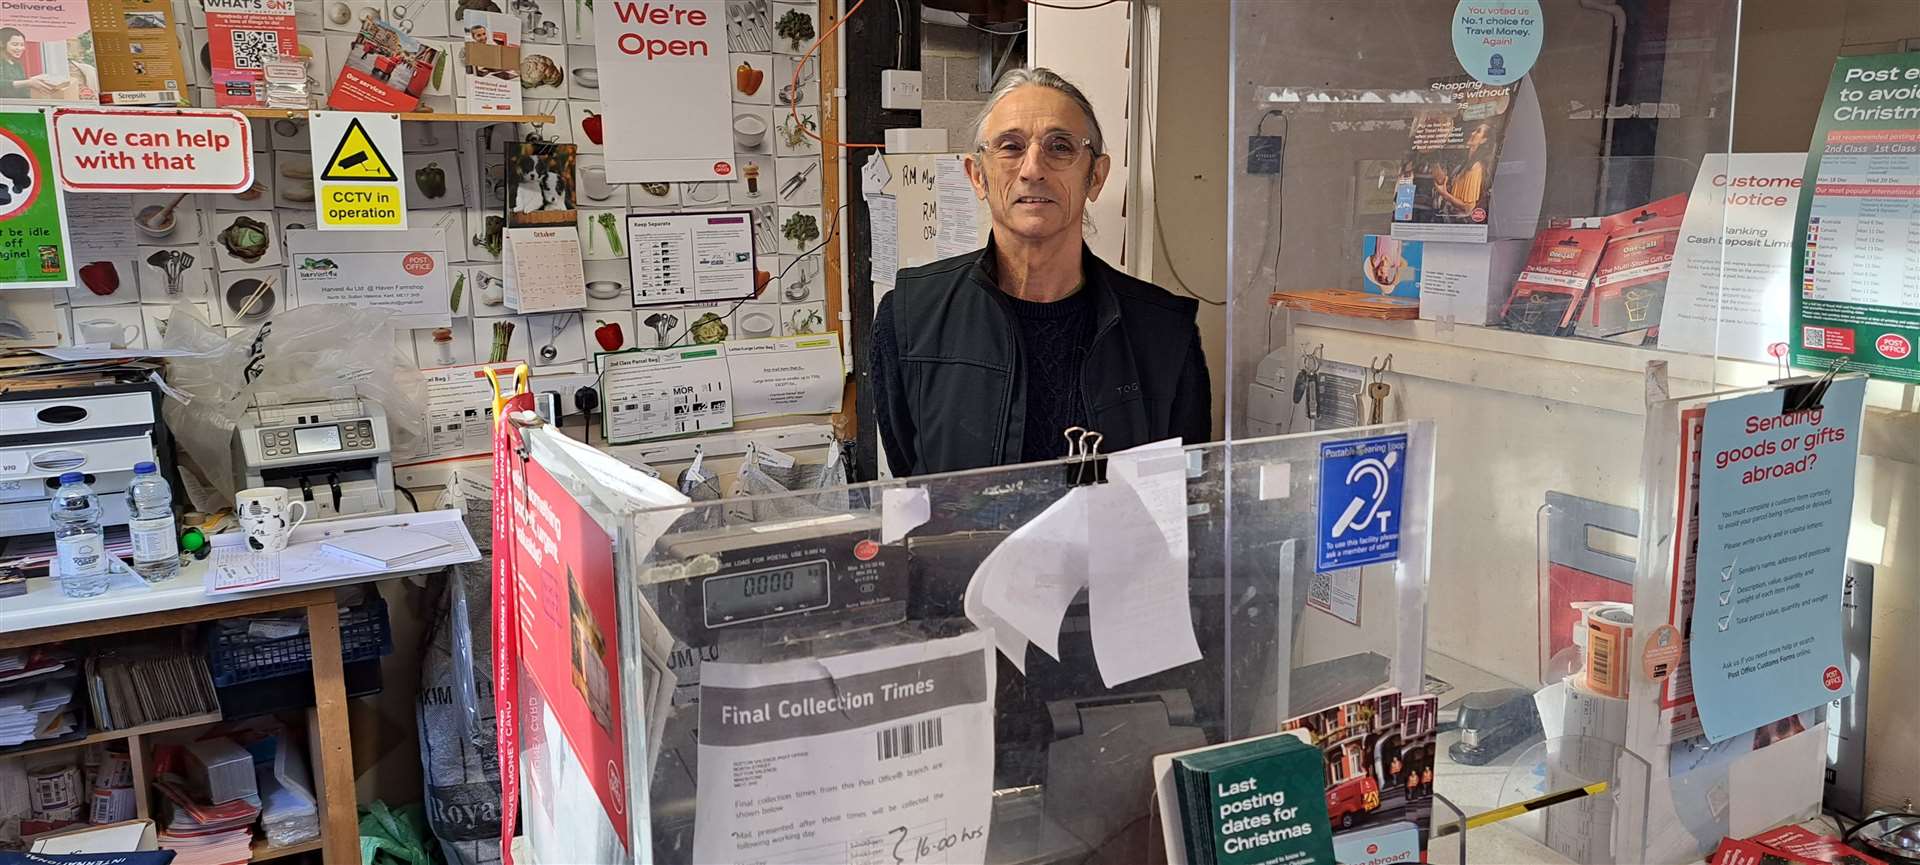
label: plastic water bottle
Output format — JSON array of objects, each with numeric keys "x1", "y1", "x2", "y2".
[
  {"x1": 126, "y1": 462, "x2": 178, "y2": 583},
  {"x1": 50, "y1": 472, "x2": 110, "y2": 598}
]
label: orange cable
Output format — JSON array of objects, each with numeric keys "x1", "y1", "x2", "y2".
[{"x1": 792, "y1": 0, "x2": 885, "y2": 149}]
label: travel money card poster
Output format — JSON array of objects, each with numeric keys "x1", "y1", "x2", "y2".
[
  {"x1": 0, "y1": 108, "x2": 71, "y2": 288},
  {"x1": 1791, "y1": 53, "x2": 1920, "y2": 382}
]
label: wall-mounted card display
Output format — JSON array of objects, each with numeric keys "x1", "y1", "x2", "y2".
[
  {"x1": 727, "y1": 333, "x2": 842, "y2": 420},
  {"x1": 596, "y1": 344, "x2": 735, "y2": 444},
  {"x1": 502, "y1": 225, "x2": 586, "y2": 312},
  {"x1": 87, "y1": 0, "x2": 186, "y2": 105},
  {"x1": 625, "y1": 210, "x2": 756, "y2": 306},
  {"x1": 460, "y1": 10, "x2": 521, "y2": 114},
  {"x1": 205, "y1": 0, "x2": 297, "y2": 108},
  {"x1": 51, "y1": 106, "x2": 253, "y2": 192},
  {"x1": 286, "y1": 227, "x2": 453, "y2": 328},
  {"x1": 0, "y1": 108, "x2": 73, "y2": 288}
]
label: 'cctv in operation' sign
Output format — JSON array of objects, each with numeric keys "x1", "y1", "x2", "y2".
[{"x1": 308, "y1": 110, "x2": 408, "y2": 230}]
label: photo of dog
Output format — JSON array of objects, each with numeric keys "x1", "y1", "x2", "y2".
[{"x1": 505, "y1": 139, "x2": 578, "y2": 226}]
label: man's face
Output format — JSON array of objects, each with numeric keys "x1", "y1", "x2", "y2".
[{"x1": 965, "y1": 85, "x2": 1110, "y2": 244}]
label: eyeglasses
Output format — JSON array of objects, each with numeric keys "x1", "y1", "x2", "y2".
[{"x1": 977, "y1": 132, "x2": 1096, "y2": 170}]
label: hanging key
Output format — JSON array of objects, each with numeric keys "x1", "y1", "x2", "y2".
[
  {"x1": 1304, "y1": 370, "x2": 1320, "y2": 420},
  {"x1": 1292, "y1": 368, "x2": 1310, "y2": 405},
  {"x1": 1367, "y1": 380, "x2": 1392, "y2": 425}
]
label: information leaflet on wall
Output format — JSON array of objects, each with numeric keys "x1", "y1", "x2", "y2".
[
  {"x1": 1658, "y1": 153, "x2": 1804, "y2": 362},
  {"x1": 1688, "y1": 377, "x2": 1864, "y2": 742},
  {"x1": 0, "y1": 109, "x2": 73, "y2": 288},
  {"x1": 869, "y1": 194, "x2": 898, "y2": 295},
  {"x1": 510, "y1": 455, "x2": 631, "y2": 851},
  {"x1": 88, "y1": 0, "x2": 186, "y2": 105},
  {"x1": 625, "y1": 211, "x2": 755, "y2": 305},
  {"x1": 1791, "y1": 53, "x2": 1920, "y2": 382},
  {"x1": 593, "y1": 0, "x2": 733, "y2": 182},
  {"x1": 204, "y1": 0, "x2": 297, "y2": 108},
  {"x1": 596, "y1": 345, "x2": 734, "y2": 444},
  {"x1": 0, "y1": 0, "x2": 96, "y2": 106},
  {"x1": 51, "y1": 106, "x2": 253, "y2": 192},
  {"x1": 692, "y1": 631, "x2": 994, "y2": 865},
  {"x1": 933, "y1": 157, "x2": 980, "y2": 259},
  {"x1": 287, "y1": 228, "x2": 451, "y2": 327},
  {"x1": 309, "y1": 110, "x2": 407, "y2": 230},
  {"x1": 395, "y1": 363, "x2": 514, "y2": 466},
  {"x1": 727, "y1": 334, "x2": 843, "y2": 420}
]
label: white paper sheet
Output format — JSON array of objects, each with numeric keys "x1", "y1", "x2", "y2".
[
  {"x1": 868, "y1": 193, "x2": 899, "y2": 295},
  {"x1": 692, "y1": 631, "x2": 994, "y2": 865},
  {"x1": 879, "y1": 486, "x2": 929, "y2": 544},
  {"x1": 934, "y1": 157, "x2": 981, "y2": 259},
  {"x1": 287, "y1": 228, "x2": 453, "y2": 328},
  {"x1": 962, "y1": 439, "x2": 1201, "y2": 687},
  {"x1": 1087, "y1": 442, "x2": 1203, "y2": 687},
  {"x1": 725, "y1": 333, "x2": 844, "y2": 420},
  {"x1": 205, "y1": 509, "x2": 481, "y2": 594},
  {"x1": 396, "y1": 362, "x2": 515, "y2": 466}
]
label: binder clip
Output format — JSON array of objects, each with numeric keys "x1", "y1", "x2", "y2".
[
  {"x1": 1062, "y1": 427, "x2": 1107, "y2": 486},
  {"x1": 1780, "y1": 358, "x2": 1845, "y2": 416}
]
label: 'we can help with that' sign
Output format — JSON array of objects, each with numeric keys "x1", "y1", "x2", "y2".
[{"x1": 51, "y1": 107, "x2": 254, "y2": 193}]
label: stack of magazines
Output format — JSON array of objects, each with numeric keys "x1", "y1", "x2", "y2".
[{"x1": 153, "y1": 774, "x2": 259, "y2": 865}]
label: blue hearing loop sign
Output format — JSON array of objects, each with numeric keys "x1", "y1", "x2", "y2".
[{"x1": 1317, "y1": 433, "x2": 1409, "y2": 572}]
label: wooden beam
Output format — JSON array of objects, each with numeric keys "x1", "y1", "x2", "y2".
[
  {"x1": 0, "y1": 587, "x2": 338, "y2": 650},
  {"x1": 821, "y1": 0, "x2": 852, "y2": 442},
  {"x1": 307, "y1": 596, "x2": 360, "y2": 865}
]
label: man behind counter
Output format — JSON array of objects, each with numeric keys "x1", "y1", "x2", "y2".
[{"x1": 870, "y1": 67, "x2": 1212, "y2": 477}]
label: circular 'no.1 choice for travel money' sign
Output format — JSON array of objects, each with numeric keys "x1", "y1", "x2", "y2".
[{"x1": 1452, "y1": 1, "x2": 1545, "y2": 86}]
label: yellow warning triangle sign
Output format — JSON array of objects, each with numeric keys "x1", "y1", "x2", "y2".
[{"x1": 320, "y1": 118, "x2": 397, "y2": 182}]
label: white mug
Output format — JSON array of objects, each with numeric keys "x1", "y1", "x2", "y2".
[
  {"x1": 581, "y1": 165, "x2": 611, "y2": 201},
  {"x1": 236, "y1": 487, "x2": 309, "y2": 553},
  {"x1": 77, "y1": 319, "x2": 139, "y2": 348}
]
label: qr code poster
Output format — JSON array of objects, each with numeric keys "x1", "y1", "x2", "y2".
[{"x1": 204, "y1": 0, "x2": 298, "y2": 107}]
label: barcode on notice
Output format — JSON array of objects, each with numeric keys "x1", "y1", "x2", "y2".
[{"x1": 876, "y1": 718, "x2": 943, "y2": 761}]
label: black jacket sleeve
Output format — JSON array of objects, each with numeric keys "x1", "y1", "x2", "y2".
[
  {"x1": 868, "y1": 292, "x2": 919, "y2": 476},
  {"x1": 1170, "y1": 324, "x2": 1213, "y2": 445}
]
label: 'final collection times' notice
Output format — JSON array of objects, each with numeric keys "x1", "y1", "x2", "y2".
[{"x1": 1792, "y1": 53, "x2": 1920, "y2": 383}]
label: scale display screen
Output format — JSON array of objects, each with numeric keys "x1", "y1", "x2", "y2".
[
  {"x1": 702, "y1": 560, "x2": 831, "y2": 628},
  {"x1": 294, "y1": 425, "x2": 342, "y2": 454}
]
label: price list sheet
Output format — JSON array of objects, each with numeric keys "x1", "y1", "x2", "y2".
[
  {"x1": 1804, "y1": 130, "x2": 1920, "y2": 311},
  {"x1": 595, "y1": 345, "x2": 735, "y2": 444}
]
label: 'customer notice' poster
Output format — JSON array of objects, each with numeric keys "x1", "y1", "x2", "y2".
[
  {"x1": 1687, "y1": 377, "x2": 1863, "y2": 743},
  {"x1": 1659, "y1": 153, "x2": 1804, "y2": 362},
  {"x1": 593, "y1": 0, "x2": 734, "y2": 182},
  {"x1": 0, "y1": 108, "x2": 72, "y2": 288},
  {"x1": 1791, "y1": 53, "x2": 1920, "y2": 382}
]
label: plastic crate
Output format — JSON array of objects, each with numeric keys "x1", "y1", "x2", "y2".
[{"x1": 205, "y1": 597, "x2": 393, "y2": 687}]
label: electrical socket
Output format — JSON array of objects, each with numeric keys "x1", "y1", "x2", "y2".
[{"x1": 881, "y1": 69, "x2": 923, "y2": 111}]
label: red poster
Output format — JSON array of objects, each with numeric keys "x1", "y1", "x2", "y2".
[
  {"x1": 203, "y1": 0, "x2": 298, "y2": 107},
  {"x1": 492, "y1": 391, "x2": 531, "y2": 865},
  {"x1": 511, "y1": 456, "x2": 629, "y2": 846}
]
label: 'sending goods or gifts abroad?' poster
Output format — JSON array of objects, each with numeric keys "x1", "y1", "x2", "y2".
[{"x1": 0, "y1": 108, "x2": 72, "y2": 288}]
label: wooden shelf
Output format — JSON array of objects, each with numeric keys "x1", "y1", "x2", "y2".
[
  {"x1": 252, "y1": 836, "x2": 324, "y2": 861},
  {"x1": 235, "y1": 107, "x2": 555, "y2": 124},
  {"x1": 0, "y1": 711, "x2": 223, "y2": 761}
]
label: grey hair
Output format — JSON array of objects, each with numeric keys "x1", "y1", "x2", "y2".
[{"x1": 970, "y1": 67, "x2": 1104, "y2": 156}]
